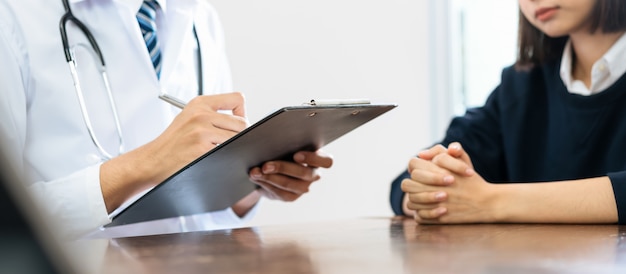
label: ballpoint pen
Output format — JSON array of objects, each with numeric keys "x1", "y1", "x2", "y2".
[{"x1": 159, "y1": 93, "x2": 187, "y2": 109}]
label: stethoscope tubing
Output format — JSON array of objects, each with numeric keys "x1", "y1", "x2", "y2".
[
  {"x1": 58, "y1": 0, "x2": 203, "y2": 160},
  {"x1": 60, "y1": 0, "x2": 124, "y2": 160}
]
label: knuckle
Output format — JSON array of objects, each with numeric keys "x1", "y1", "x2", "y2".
[
  {"x1": 301, "y1": 185, "x2": 310, "y2": 194},
  {"x1": 408, "y1": 157, "x2": 420, "y2": 168},
  {"x1": 401, "y1": 179, "x2": 413, "y2": 192},
  {"x1": 232, "y1": 91, "x2": 245, "y2": 102},
  {"x1": 412, "y1": 193, "x2": 424, "y2": 203},
  {"x1": 432, "y1": 153, "x2": 448, "y2": 165},
  {"x1": 407, "y1": 193, "x2": 418, "y2": 203},
  {"x1": 188, "y1": 110, "x2": 213, "y2": 124},
  {"x1": 283, "y1": 193, "x2": 298, "y2": 202},
  {"x1": 187, "y1": 95, "x2": 203, "y2": 106},
  {"x1": 431, "y1": 156, "x2": 440, "y2": 165},
  {"x1": 413, "y1": 215, "x2": 422, "y2": 223},
  {"x1": 417, "y1": 210, "x2": 431, "y2": 219},
  {"x1": 434, "y1": 144, "x2": 446, "y2": 152},
  {"x1": 304, "y1": 168, "x2": 318, "y2": 181},
  {"x1": 187, "y1": 129, "x2": 212, "y2": 152},
  {"x1": 410, "y1": 169, "x2": 421, "y2": 180},
  {"x1": 268, "y1": 161, "x2": 282, "y2": 173},
  {"x1": 311, "y1": 172, "x2": 321, "y2": 182},
  {"x1": 406, "y1": 203, "x2": 418, "y2": 210}
]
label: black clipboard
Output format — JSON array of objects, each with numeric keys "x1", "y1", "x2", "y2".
[{"x1": 106, "y1": 101, "x2": 396, "y2": 227}]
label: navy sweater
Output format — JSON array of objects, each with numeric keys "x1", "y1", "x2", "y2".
[{"x1": 390, "y1": 60, "x2": 626, "y2": 223}]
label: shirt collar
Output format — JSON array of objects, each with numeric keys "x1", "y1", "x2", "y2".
[
  {"x1": 126, "y1": 0, "x2": 168, "y2": 14},
  {"x1": 69, "y1": 0, "x2": 168, "y2": 14},
  {"x1": 602, "y1": 32, "x2": 626, "y2": 82},
  {"x1": 559, "y1": 40, "x2": 575, "y2": 92},
  {"x1": 560, "y1": 32, "x2": 626, "y2": 95}
]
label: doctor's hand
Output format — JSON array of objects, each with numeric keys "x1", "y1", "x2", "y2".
[
  {"x1": 100, "y1": 92, "x2": 248, "y2": 213},
  {"x1": 402, "y1": 142, "x2": 498, "y2": 224},
  {"x1": 151, "y1": 92, "x2": 248, "y2": 176},
  {"x1": 248, "y1": 150, "x2": 333, "y2": 202}
]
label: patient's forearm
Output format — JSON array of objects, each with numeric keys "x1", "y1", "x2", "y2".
[{"x1": 492, "y1": 176, "x2": 617, "y2": 223}]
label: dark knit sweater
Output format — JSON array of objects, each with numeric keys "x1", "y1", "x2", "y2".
[{"x1": 390, "y1": 60, "x2": 626, "y2": 223}]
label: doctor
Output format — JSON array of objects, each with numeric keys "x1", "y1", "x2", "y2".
[{"x1": 0, "y1": 0, "x2": 333, "y2": 239}]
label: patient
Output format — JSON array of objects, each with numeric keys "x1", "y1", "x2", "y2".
[{"x1": 391, "y1": 0, "x2": 626, "y2": 224}]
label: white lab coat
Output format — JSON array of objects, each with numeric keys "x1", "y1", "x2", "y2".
[{"x1": 0, "y1": 0, "x2": 255, "y2": 239}]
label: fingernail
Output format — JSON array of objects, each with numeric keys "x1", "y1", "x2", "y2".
[
  {"x1": 443, "y1": 175, "x2": 454, "y2": 184},
  {"x1": 251, "y1": 170, "x2": 262, "y2": 178},
  {"x1": 263, "y1": 164, "x2": 275, "y2": 173},
  {"x1": 466, "y1": 168, "x2": 475, "y2": 176},
  {"x1": 294, "y1": 153, "x2": 305, "y2": 162},
  {"x1": 449, "y1": 143, "x2": 460, "y2": 151},
  {"x1": 436, "y1": 207, "x2": 447, "y2": 215},
  {"x1": 434, "y1": 192, "x2": 446, "y2": 200}
]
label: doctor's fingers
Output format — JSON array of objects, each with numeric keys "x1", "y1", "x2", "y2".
[
  {"x1": 293, "y1": 151, "x2": 333, "y2": 169},
  {"x1": 185, "y1": 110, "x2": 248, "y2": 134},
  {"x1": 250, "y1": 168, "x2": 313, "y2": 200},
  {"x1": 252, "y1": 180, "x2": 301, "y2": 202},
  {"x1": 260, "y1": 161, "x2": 321, "y2": 182},
  {"x1": 190, "y1": 92, "x2": 247, "y2": 118}
]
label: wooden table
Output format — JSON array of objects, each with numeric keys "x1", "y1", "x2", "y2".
[{"x1": 84, "y1": 217, "x2": 626, "y2": 274}]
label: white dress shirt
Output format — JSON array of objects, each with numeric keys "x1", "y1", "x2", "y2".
[
  {"x1": 560, "y1": 32, "x2": 626, "y2": 95},
  {"x1": 0, "y1": 0, "x2": 255, "y2": 239}
]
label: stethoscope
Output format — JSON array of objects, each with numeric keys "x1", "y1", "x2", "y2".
[{"x1": 59, "y1": 0, "x2": 203, "y2": 160}]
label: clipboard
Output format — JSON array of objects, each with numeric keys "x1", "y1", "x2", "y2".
[{"x1": 106, "y1": 100, "x2": 397, "y2": 227}]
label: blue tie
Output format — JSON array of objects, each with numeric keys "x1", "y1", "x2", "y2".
[{"x1": 137, "y1": 0, "x2": 162, "y2": 79}]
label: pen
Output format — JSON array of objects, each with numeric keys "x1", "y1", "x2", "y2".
[{"x1": 159, "y1": 93, "x2": 187, "y2": 109}]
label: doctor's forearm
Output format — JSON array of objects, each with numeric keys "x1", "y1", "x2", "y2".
[{"x1": 99, "y1": 143, "x2": 172, "y2": 213}]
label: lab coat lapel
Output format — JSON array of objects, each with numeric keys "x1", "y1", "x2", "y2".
[
  {"x1": 111, "y1": 0, "x2": 160, "y2": 86},
  {"x1": 192, "y1": 11, "x2": 219, "y2": 94},
  {"x1": 159, "y1": 4, "x2": 194, "y2": 88}
]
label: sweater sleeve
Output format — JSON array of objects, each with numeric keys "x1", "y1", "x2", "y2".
[
  {"x1": 440, "y1": 87, "x2": 507, "y2": 182},
  {"x1": 388, "y1": 70, "x2": 510, "y2": 215},
  {"x1": 608, "y1": 171, "x2": 626, "y2": 224},
  {"x1": 390, "y1": 170, "x2": 411, "y2": 216}
]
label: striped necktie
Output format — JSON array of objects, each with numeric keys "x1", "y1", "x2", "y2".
[{"x1": 137, "y1": 0, "x2": 162, "y2": 79}]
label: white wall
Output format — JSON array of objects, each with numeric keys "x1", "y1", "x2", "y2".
[{"x1": 209, "y1": 0, "x2": 435, "y2": 227}]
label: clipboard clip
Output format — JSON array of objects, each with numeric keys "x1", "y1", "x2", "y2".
[{"x1": 306, "y1": 99, "x2": 371, "y2": 106}]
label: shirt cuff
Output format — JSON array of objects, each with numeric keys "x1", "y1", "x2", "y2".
[
  {"x1": 28, "y1": 163, "x2": 110, "y2": 239},
  {"x1": 180, "y1": 202, "x2": 259, "y2": 232},
  {"x1": 218, "y1": 202, "x2": 259, "y2": 225},
  {"x1": 608, "y1": 171, "x2": 626, "y2": 224}
]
